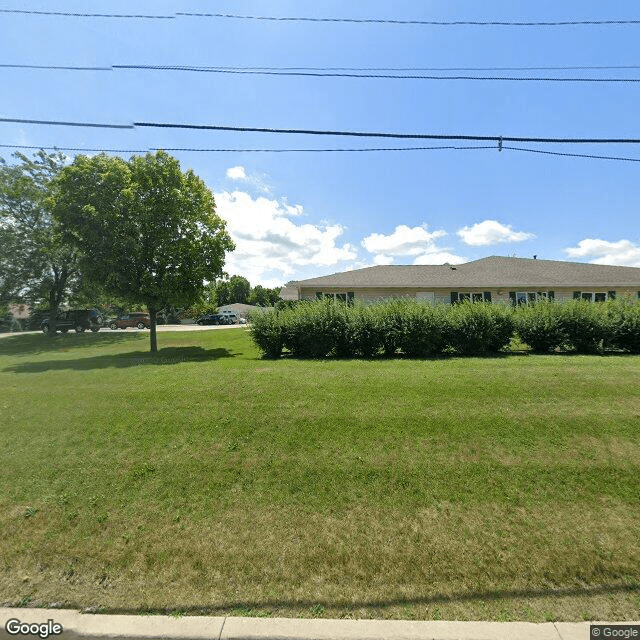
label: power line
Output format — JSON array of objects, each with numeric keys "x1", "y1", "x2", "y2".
[
  {"x1": 7, "y1": 63, "x2": 640, "y2": 73},
  {"x1": 8, "y1": 62, "x2": 640, "y2": 81},
  {"x1": 0, "y1": 8, "x2": 173, "y2": 18},
  {"x1": 0, "y1": 143, "x2": 494, "y2": 153},
  {"x1": 1, "y1": 64, "x2": 112, "y2": 71},
  {"x1": 4, "y1": 116, "x2": 640, "y2": 144},
  {"x1": 113, "y1": 65, "x2": 640, "y2": 82},
  {"x1": 133, "y1": 122, "x2": 640, "y2": 144},
  {"x1": 0, "y1": 117, "x2": 133, "y2": 129},
  {"x1": 0, "y1": 144, "x2": 148, "y2": 153},
  {"x1": 3, "y1": 143, "x2": 640, "y2": 162},
  {"x1": 504, "y1": 146, "x2": 640, "y2": 162},
  {"x1": 125, "y1": 64, "x2": 640, "y2": 72},
  {"x1": 1, "y1": 8, "x2": 640, "y2": 27},
  {"x1": 176, "y1": 13, "x2": 640, "y2": 27}
]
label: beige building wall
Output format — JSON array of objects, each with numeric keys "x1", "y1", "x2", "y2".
[{"x1": 299, "y1": 286, "x2": 636, "y2": 303}]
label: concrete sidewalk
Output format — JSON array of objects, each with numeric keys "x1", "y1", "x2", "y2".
[{"x1": 2, "y1": 608, "x2": 634, "y2": 640}]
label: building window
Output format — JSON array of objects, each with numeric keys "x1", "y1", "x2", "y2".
[
  {"x1": 573, "y1": 291, "x2": 615, "y2": 302},
  {"x1": 509, "y1": 291, "x2": 554, "y2": 305},
  {"x1": 451, "y1": 291, "x2": 492, "y2": 304},
  {"x1": 316, "y1": 292, "x2": 354, "y2": 304}
]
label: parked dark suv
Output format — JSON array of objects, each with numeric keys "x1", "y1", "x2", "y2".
[
  {"x1": 109, "y1": 312, "x2": 151, "y2": 330},
  {"x1": 41, "y1": 309, "x2": 103, "y2": 334},
  {"x1": 196, "y1": 313, "x2": 224, "y2": 325}
]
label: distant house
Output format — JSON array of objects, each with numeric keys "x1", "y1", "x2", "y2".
[
  {"x1": 216, "y1": 303, "x2": 270, "y2": 318},
  {"x1": 280, "y1": 256, "x2": 640, "y2": 304},
  {"x1": 7, "y1": 303, "x2": 31, "y2": 320}
]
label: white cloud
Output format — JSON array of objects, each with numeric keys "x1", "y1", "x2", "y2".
[
  {"x1": 565, "y1": 239, "x2": 640, "y2": 267},
  {"x1": 216, "y1": 190, "x2": 357, "y2": 286},
  {"x1": 412, "y1": 251, "x2": 467, "y2": 265},
  {"x1": 226, "y1": 166, "x2": 247, "y2": 180},
  {"x1": 457, "y1": 220, "x2": 535, "y2": 246},
  {"x1": 373, "y1": 253, "x2": 394, "y2": 265},
  {"x1": 362, "y1": 224, "x2": 447, "y2": 256}
]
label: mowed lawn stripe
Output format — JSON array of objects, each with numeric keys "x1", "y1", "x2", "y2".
[{"x1": 1, "y1": 330, "x2": 639, "y2": 620}]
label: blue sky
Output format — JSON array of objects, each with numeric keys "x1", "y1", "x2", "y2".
[{"x1": 2, "y1": 0, "x2": 640, "y2": 286}]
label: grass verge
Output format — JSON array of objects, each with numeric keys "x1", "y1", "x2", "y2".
[{"x1": 1, "y1": 329, "x2": 639, "y2": 620}]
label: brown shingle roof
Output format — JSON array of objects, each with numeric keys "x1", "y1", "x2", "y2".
[{"x1": 293, "y1": 256, "x2": 640, "y2": 289}]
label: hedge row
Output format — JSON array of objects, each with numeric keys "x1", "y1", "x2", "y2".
[{"x1": 249, "y1": 298, "x2": 640, "y2": 359}]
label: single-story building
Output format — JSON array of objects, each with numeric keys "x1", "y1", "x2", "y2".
[
  {"x1": 279, "y1": 256, "x2": 640, "y2": 304},
  {"x1": 216, "y1": 303, "x2": 270, "y2": 318}
]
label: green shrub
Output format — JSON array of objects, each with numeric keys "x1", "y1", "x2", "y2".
[
  {"x1": 248, "y1": 309, "x2": 284, "y2": 359},
  {"x1": 282, "y1": 301, "x2": 337, "y2": 358},
  {"x1": 608, "y1": 300, "x2": 640, "y2": 354},
  {"x1": 446, "y1": 302, "x2": 515, "y2": 356},
  {"x1": 398, "y1": 301, "x2": 447, "y2": 357},
  {"x1": 326, "y1": 301, "x2": 353, "y2": 358},
  {"x1": 558, "y1": 299, "x2": 612, "y2": 354},
  {"x1": 374, "y1": 298, "x2": 406, "y2": 356},
  {"x1": 515, "y1": 300, "x2": 567, "y2": 353},
  {"x1": 347, "y1": 304, "x2": 382, "y2": 358}
]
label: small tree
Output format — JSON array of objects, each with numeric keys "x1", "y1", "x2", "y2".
[{"x1": 52, "y1": 151, "x2": 234, "y2": 352}]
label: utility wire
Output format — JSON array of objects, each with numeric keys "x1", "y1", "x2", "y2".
[
  {"x1": 504, "y1": 146, "x2": 640, "y2": 162},
  {"x1": 1, "y1": 64, "x2": 113, "y2": 71},
  {"x1": 7, "y1": 63, "x2": 640, "y2": 72},
  {"x1": 0, "y1": 117, "x2": 133, "y2": 129},
  {"x1": 3, "y1": 117, "x2": 640, "y2": 144},
  {"x1": 177, "y1": 13, "x2": 640, "y2": 27},
  {"x1": 0, "y1": 143, "x2": 494, "y2": 153},
  {"x1": 0, "y1": 8, "x2": 173, "y2": 18},
  {"x1": 3, "y1": 143, "x2": 640, "y2": 162},
  {"x1": 7, "y1": 63, "x2": 640, "y2": 82},
  {"x1": 133, "y1": 122, "x2": 640, "y2": 144},
  {"x1": 123, "y1": 64, "x2": 640, "y2": 72},
  {"x1": 113, "y1": 65, "x2": 640, "y2": 82},
  {"x1": 1, "y1": 9, "x2": 640, "y2": 27}
]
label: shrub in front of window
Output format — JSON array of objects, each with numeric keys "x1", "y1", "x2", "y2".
[
  {"x1": 373, "y1": 298, "x2": 407, "y2": 356},
  {"x1": 514, "y1": 299, "x2": 567, "y2": 353},
  {"x1": 349, "y1": 304, "x2": 383, "y2": 358},
  {"x1": 446, "y1": 301, "x2": 515, "y2": 356},
  {"x1": 282, "y1": 300, "x2": 337, "y2": 358},
  {"x1": 326, "y1": 301, "x2": 353, "y2": 358},
  {"x1": 398, "y1": 300, "x2": 448, "y2": 357}
]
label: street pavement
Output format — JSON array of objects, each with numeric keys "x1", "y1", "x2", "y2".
[{"x1": 2, "y1": 608, "x2": 637, "y2": 640}]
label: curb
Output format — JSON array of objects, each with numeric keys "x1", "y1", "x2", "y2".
[{"x1": 2, "y1": 609, "x2": 636, "y2": 640}]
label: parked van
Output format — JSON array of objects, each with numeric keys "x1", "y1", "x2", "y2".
[{"x1": 218, "y1": 310, "x2": 239, "y2": 324}]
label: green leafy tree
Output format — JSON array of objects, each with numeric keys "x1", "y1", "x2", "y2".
[
  {"x1": 213, "y1": 279, "x2": 231, "y2": 307},
  {"x1": 0, "y1": 150, "x2": 80, "y2": 334},
  {"x1": 248, "y1": 284, "x2": 269, "y2": 306},
  {"x1": 248, "y1": 284, "x2": 281, "y2": 307},
  {"x1": 228, "y1": 275, "x2": 251, "y2": 304},
  {"x1": 52, "y1": 151, "x2": 235, "y2": 352}
]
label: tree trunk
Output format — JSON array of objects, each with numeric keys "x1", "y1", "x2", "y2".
[
  {"x1": 47, "y1": 289, "x2": 58, "y2": 337},
  {"x1": 149, "y1": 306, "x2": 158, "y2": 353}
]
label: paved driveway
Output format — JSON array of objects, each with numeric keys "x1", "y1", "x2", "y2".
[{"x1": 0, "y1": 324, "x2": 248, "y2": 339}]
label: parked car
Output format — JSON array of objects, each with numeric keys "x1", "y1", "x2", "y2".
[
  {"x1": 41, "y1": 309, "x2": 103, "y2": 334},
  {"x1": 196, "y1": 314, "x2": 224, "y2": 325},
  {"x1": 109, "y1": 312, "x2": 151, "y2": 330},
  {"x1": 218, "y1": 311, "x2": 239, "y2": 324},
  {"x1": 238, "y1": 316, "x2": 248, "y2": 324}
]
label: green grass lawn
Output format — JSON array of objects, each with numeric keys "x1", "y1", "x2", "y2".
[{"x1": 1, "y1": 328, "x2": 639, "y2": 621}]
